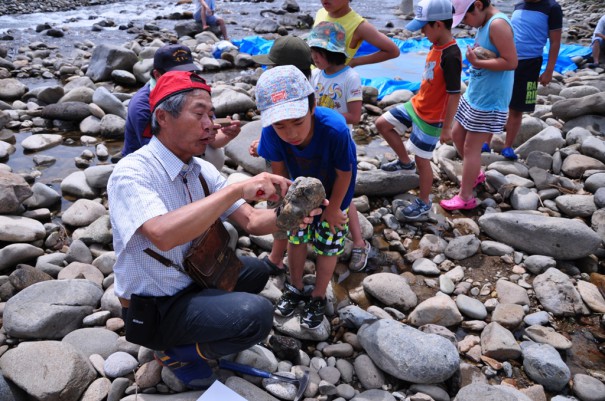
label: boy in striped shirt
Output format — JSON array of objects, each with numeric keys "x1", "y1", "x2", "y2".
[{"x1": 376, "y1": 0, "x2": 461, "y2": 219}]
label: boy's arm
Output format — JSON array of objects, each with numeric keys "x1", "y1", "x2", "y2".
[
  {"x1": 348, "y1": 21, "x2": 400, "y2": 68},
  {"x1": 210, "y1": 120, "x2": 241, "y2": 148},
  {"x1": 342, "y1": 100, "x2": 362, "y2": 125},
  {"x1": 540, "y1": 29, "x2": 562, "y2": 86},
  {"x1": 467, "y1": 19, "x2": 517, "y2": 71},
  {"x1": 322, "y1": 168, "x2": 352, "y2": 233},
  {"x1": 440, "y1": 93, "x2": 461, "y2": 144},
  {"x1": 269, "y1": 160, "x2": 290, "y2": 179}
]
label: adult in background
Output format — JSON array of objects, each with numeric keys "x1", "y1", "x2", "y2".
[
  {"x1": 108, "y1": 71, "x2": 322, "y2": 389},
  {"x1": 314, "y1": 0, "x2": 400, "y2": 67},
  {"x1": 251, "y1": 35, "x2": 314, "y2": 79},
  {"x1": 487, "y1": 0, "x2": 562, "y2": 160},
  {"x1": 121, "y1": 43, "x2": 240, "y2": 170},
  {"x1": 589, "y1": 14, "x2": 605, "y2": 68},
  {"x1": 194, "y1": 0, "x2": 229, "y2": 40}
]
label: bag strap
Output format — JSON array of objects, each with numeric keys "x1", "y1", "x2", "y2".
[
  {"x1": 143, "y1": 172, "x2": 212, "y2": 269},
  {"x1": 198, "y1": 173, "x2": 210, "y2": 197}
]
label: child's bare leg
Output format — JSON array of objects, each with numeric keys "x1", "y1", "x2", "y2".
[
  {"x1": 268, "y1": 237, "x2": 287, "y2": 269},
  {"x1": 310, "y1": 255, "x2": 338, "y2": 299},
  {"x1": 452, "y1": 121, "x2": 467, "y2": 159},
  {"x1": 348, "y1": 203, "x2": 364, "y2": 248},
  {"x1": 218, "y1": 18, "x2": 228, "y2": 40},
  {"x1": 415, "y1": 156, "x2": 432, "y2": 204},
  {"x1": 287, "y1": 242, "x2": 307, "y2": 291},
  {"x1": 504, "y1": 109, "x2": 523, "y2": 148},
  {"x1": 460, "y1": 132, "x2": 491, "y2": 200},
  {"x1": 376, "y1": 117, "x2": 413, "y2": 164}
]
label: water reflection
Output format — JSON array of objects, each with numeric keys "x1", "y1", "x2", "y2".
[{"x1": 5, "y1": 131, "x2": 122, "y2": 208}]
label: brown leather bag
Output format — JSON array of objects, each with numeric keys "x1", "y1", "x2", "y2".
[
  {"x1": 144, "y1": 174, "x2": 242, "y2": 291},
  {"x1": 183, "y1": 218, "x2": 242, "y2": 291}
]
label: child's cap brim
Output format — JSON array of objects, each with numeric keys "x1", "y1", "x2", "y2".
[
  {"x1": 405, "y1": 19, "x2": 429, "y2": 32},
  {"x1": 260, "y1": 97, "x2": 310, "y2": 128}
]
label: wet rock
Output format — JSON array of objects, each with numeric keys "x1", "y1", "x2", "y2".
[
  {"x1": 86, "y1": 44, "x2": 138, "y2": 82},
  {"x1": 576, "y1": 280, "x2": 605, "y2": 313},
  {"x1": 362, "y1": 273, "x2": 417, "y2": 311},
  {"x1": 3, "y1": 279, "x2": 103, "y2": 339},
  {"x1": 0, "y1": 215, "x2": 45, "y2": 242},
  {"x1": 480, "y1": 322, "x2": 522, "y2": 361},
  {"x1": 62, "y1": 327, "x2": 119, "y2": 359},
  {"x1": 21, "y1": 133, "x2": 63, "y2": 152},
  {"x1": 93, "y1": 87, "x2": 127, "y2": 119},
  {"x1": 552, "y1": 92, "x2": 605, "y2": 121},
  {"x1": 22, "y1": 182, "x2": 61, "y2": 209},
  {"x1": 554, "y1": 194, "x2": 596, "y2": 218},
  {"x1": 0, "y1": 170, "x2": 33, "y2": 214},
  {"x1": 455, "y1": 294, "x2": 487, "y2": 320},
  {"x1": 521, "y1": 342, "x2": 570, "y2": 392},
  {"x1": 0, "y1": 78, "x2": 27, "y2": 101},
  {"x1": 61, "y1": 170, "x2": 99, "y2": 199},
  {"x1": 0, "y1": 341, "x2": 96, "y2": 401},
  {"x1": 533, "y1": 268, "x2": 590, "y2": 316},
  {"x1": 515, "y1": 126, "x2": 566, "y2": 159},
  {"x1": 408, "y1": 294, "x2": 463, "y2": 327},
  {"x1": 41, "y1": 101, "x2": 91, "y2": 121},
  {"x1": 444, "y1": 234, "x2": 480, "y2": 260},
  {"x1": 524, "y1": 325, "x2": 572, "y2": 350},
  {"x1": 496, "y1": 279, "x2": 530, "y2": 305},
  {"x1": 478, "y1": 212, "x2": 601, "y2": 260},
  {"x1": 572, "y1": 373, "x2": 605, "y2": 401},
  {"x1": 358, "y1": 319, "x2": 459, "y2": 384},
  {"x1": 454, "y1": 383, "x2": 532, "y2": 401},
  {"x1": 99, "y1": 114, "x2": 126, "y2": 138}
]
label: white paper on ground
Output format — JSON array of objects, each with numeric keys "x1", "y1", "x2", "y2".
[{"x1": 197, "y1": 380, "x2": 249, "y2": 401}]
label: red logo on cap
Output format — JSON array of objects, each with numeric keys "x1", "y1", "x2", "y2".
[{"x1": 271, "y1": 90, "x2": 287, "y2": 103}]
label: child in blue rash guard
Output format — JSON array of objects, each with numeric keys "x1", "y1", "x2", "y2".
[{"x1": 256, "y1": 65, "x2": 357, "y2": 329}]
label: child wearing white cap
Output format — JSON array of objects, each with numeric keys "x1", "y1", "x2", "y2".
[
  {"x1": 376, "y1": 0, "x2": 462, "y2": 220},
  {"x1": 440, "y1": 0, "x2": 517, "y2": 211},
  {"x1": 256, "y1": 65, "x2": 357, "y2": 330}
]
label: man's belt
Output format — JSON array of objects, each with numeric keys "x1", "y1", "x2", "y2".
[{"x1": 118, "y1": 297, "x2": 130, "y2": 308}]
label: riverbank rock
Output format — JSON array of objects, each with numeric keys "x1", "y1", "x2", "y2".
[
  {"x1": 478, "y1": 212, "x2": 601, "y2": 259},
  {"x1": 358, "y1": 320, "x2": 459, "y2": 384}
]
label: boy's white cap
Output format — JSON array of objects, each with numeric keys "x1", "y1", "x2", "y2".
[
  {"x1": 406, "y1": 0, "x2": 454, "y2": 32},
  {"x1": 256, "y1": 65, "x2": 314, "y2": 128}
]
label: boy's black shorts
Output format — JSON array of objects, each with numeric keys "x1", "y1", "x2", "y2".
[{"x1": 509, "y1": 57, "x2": 543, "y2": 113}]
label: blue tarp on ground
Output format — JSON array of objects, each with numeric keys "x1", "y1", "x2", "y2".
[{"x1": 233, "y1": 36, "x2": 592, "y2": 100}]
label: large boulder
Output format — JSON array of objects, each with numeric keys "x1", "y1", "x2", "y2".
[
  {"x1": 355, "y1": 170, "x2": 419, "y2": 197},
  {"x1": 86, "y1": 44, "x2": 138, "y2": 82},
  {"x1": 3, "y1": 279, "x2": 103, "y2": 339},
  {"x1": 0, "y1": 341, "x2": 96, "y2": 401},
  {"x1": 358, "y1": 320, "x2": 459, "y2": 384},
  {"x1": 478, "y1": 212, "x2": 601, "y2": 259},
  {"x1": 551, "y1": 92, "x2": 605, "y2": 121},
  {"x1": 41, "y1": 101, "x2": 91, "y2": 121},
  {"x1": 514, "y1": 126, "x2": 565, "y2": 159},
  {"x1": 224, "y1": 120, "x2": 268, "y2": 175},
  {"x1": 533, "y1": 268, "x2": 590, "y2": 316},
  {"x1": 0, "y1": 171, "x2": 32, "y2": 214}
]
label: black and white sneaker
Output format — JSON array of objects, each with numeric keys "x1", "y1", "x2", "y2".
[
  {"x1": 300, "y1": 297, "x2": 327, "y2": 329},
  {"x1": 275, "y1": 283, "x2": 307, "y2": 317}
]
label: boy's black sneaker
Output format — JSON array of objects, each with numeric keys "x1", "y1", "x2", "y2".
[
  {"x1": 300, "y1": 297, "x2": 327, "y2": 329},
  {"x1": 275, "y1": 283, "x2": 307, "y2": 317}
]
